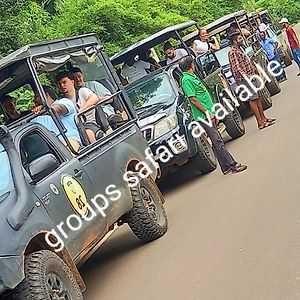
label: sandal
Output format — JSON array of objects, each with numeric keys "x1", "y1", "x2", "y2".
[
  {"x1": 258, "y1": 121, "x2": 275, "y2": 130},
  {"x1": 231, "y1": 164, "x2": 248, "y2": 174},
  {"x1": 266, "y1": 118, "x2": 276, "y2": 123},
  {"x1": 223, "y1": 169, "x2": 232, "y2": 175}
]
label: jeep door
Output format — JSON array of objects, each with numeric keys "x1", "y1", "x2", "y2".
[
  {"x1": 17, "y1": 126, "x2": 107, "y2": 258},
  {"x1": 77, "y1": 122, "x2": 136, "y2": 227},
  {"x1": 196, "y1": 52, "x2": 224, "y2": 103}
]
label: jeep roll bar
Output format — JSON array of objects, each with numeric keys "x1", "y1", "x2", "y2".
[{"x1": 75, "y1": 91, "x2": 122, "y2": 148}]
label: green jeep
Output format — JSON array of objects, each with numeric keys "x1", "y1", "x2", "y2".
[{"x1": 0, "y1": 34, "x2": 167, "y2": 299}]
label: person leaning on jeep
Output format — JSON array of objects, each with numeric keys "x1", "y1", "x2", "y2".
[
  {"x1": 228, "y1": 31, "x2": 276, "y2": 130},
  {"x1": 32, "y1": 85, "x2": 81, "y2": 151},
  {"x1": 55, "y1": 71, "x2": 113, "y2": 143},
  {"x1": 178, "y1": 56, "x2": 247, "y2": 175}
]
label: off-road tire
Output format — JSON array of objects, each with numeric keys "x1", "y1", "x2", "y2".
[
  {"x1": 189, "y1": 135, "x2": 217, "y2": 174},
  {"x1": 11, "y1": 250, "x2": 83, "y2": 300},
  {"x1": 259, "y1": 87, "x2": 272, "y2": 110},
  {"x1": 283, "y1": 55, "x2": 293, "y2": 67},
  {"x1": 223, "y1": 106, "x2": 245, "y2": 139},
  {"x1": 266, "y1": 78, "x2": 281, "y2": 96},
  {"x1": 127, "y1": 177, "x2": 168, "y2": 242}
]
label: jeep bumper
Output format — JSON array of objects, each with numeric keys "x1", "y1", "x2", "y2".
[{"x1": 150, "y1": 124, "x2": 197, "y2": 171}]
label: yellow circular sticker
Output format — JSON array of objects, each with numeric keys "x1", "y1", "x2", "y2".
[{"x1": 61, "y1": 175, "x2": 88, "y2": 216}]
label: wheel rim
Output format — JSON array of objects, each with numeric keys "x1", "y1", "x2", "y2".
[
  {"x1": 140, "y1": 187, "x2": 165, "y2": 226},
  {"x1": 46, "y1": 273, "x2": 72, "y2": 300}
]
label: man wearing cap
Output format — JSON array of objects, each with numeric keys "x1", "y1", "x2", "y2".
[{"x1": 279, "y1": 17, "x2": 300, "y2": 76}]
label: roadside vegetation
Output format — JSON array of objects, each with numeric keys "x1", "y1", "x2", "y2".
[{"x1": 0, "y1": 0, "x2": 299, "y2": 57}]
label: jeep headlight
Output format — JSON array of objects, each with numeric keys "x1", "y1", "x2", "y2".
[{"x1": 154, "y1": 115, "x2": 178, "y2": 139}]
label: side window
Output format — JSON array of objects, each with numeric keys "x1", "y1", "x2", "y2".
[
  {"x1": 20, "y1": 131, "x2": 63, "y2": 182},
  {"x1": 196, "y1": 52, "x2": 221, "y2": 76}
]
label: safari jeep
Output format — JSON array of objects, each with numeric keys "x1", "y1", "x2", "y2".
[
  {"x1": 0, "y1": 34, "x2": 167, "y2": 299},
  {"x1": 182, "y1": 10, "x2": 280, "y2": 116},
  {"x1": 248, "y1": 9, "x2": 293, "y2": 67},
  {"x1": 111, "y1": 22, "x2": 245, "y2": 178}
]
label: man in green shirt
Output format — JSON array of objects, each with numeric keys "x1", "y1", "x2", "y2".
[{"x1": 179, "y1": 56, "x2": 247, "y2": 175}]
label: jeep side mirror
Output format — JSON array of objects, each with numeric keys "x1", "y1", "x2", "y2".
[{"x1": 29, "y1": 153, "x2": 59, "y2": 182}]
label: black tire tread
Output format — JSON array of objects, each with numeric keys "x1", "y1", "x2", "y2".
[
  {"x1": 190, "y1": 136, "x2": 217, "y2": 174},
  {"x1": 266, "y1": 79, "x2": 281, "y2": 96},
  {"x1": 127, "y1": 178, "x2": 168, "y2": 243},
  {"x1": 259, "y1": 88, "x2": 272, "y2": 110},
  {"x1": 11, "y1": 250, "x2": 83, "y2": 300},
  {"x1": 223, "y1": 109, "x2": 245, "y2": 139}
]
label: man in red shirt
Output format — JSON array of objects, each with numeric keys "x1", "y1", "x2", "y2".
[{"x1": 279, "y1": 18, "x2": 300, "y2": 76}]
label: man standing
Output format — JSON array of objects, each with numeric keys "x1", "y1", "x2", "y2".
[
  {"x1": 259, "y1": 31, "x2": 287, "y2": 82},
  {"x1": 228, "y1": 32, "x2": 276, "y2": 130},
  {"x1": 228, "y1": 22, "x2": 251, "y2": 38},
  {"x1": 164, "y1": 42, "x2": 188, "y2": 65},
  {"x1": 179, "y1": 56, "x2": 247, "y2": 175},
  {"x1": 279, "y1": 18, "x2": 300, "y2": 76}
]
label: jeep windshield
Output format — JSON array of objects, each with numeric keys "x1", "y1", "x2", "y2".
[
  {"x1": 215, "y1": 47, "x2": 230, "y2": 67},
  {"x1": 0, "y1": 144, "x2": 14, "y2": 199},
  {"x1": 126, "y1": 73, "x2": 175, "y2": 117}
]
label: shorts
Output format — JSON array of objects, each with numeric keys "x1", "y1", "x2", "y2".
[
  {"x1": 84, "y1": 121, "x2": 102, "y2": 133},
  {"x1": 237, "y1": 78, "x2": 260, "y2": 102},
  {"x1": 84, "y1": 122, "x2": 104, "y2": 140}
]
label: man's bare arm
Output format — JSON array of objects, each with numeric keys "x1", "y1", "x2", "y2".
[
  {"x1": 51, "y1": 104, "x2": 68, "y2": 116},
  {"x1": 79, "y1": 92, "x2": 110, "y2": 112},
  {"x1": 292, "y1": 33, "x2": 300, "y2": 49},
  {"x1": 32, "y1": 104, "x2": 68, "y2": 116},
  {"x1": 210, "y1": 36, "x2": 220, "y2": 51}
]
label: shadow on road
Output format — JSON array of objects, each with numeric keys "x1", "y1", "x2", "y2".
[
  {"x1": 79, "y1": 230, "x2": 144, "y2": 275},
  {"x1": 158, "y1": 164, "x2": 215, "y2": 194}
]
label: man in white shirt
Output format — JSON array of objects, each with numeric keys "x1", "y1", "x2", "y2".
[
  {"x1": 56, "y1": 71, "x2": 112, "y2": 143},
  {"x1": 71, "y1": 67, "x2": 127, "y2": 120},
  {"x1": 121, "y1": 57, "x2": 151, "y2": 83},
  {"x1": 164, "y1": 42, "x2": 188, "y2": 65}
]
